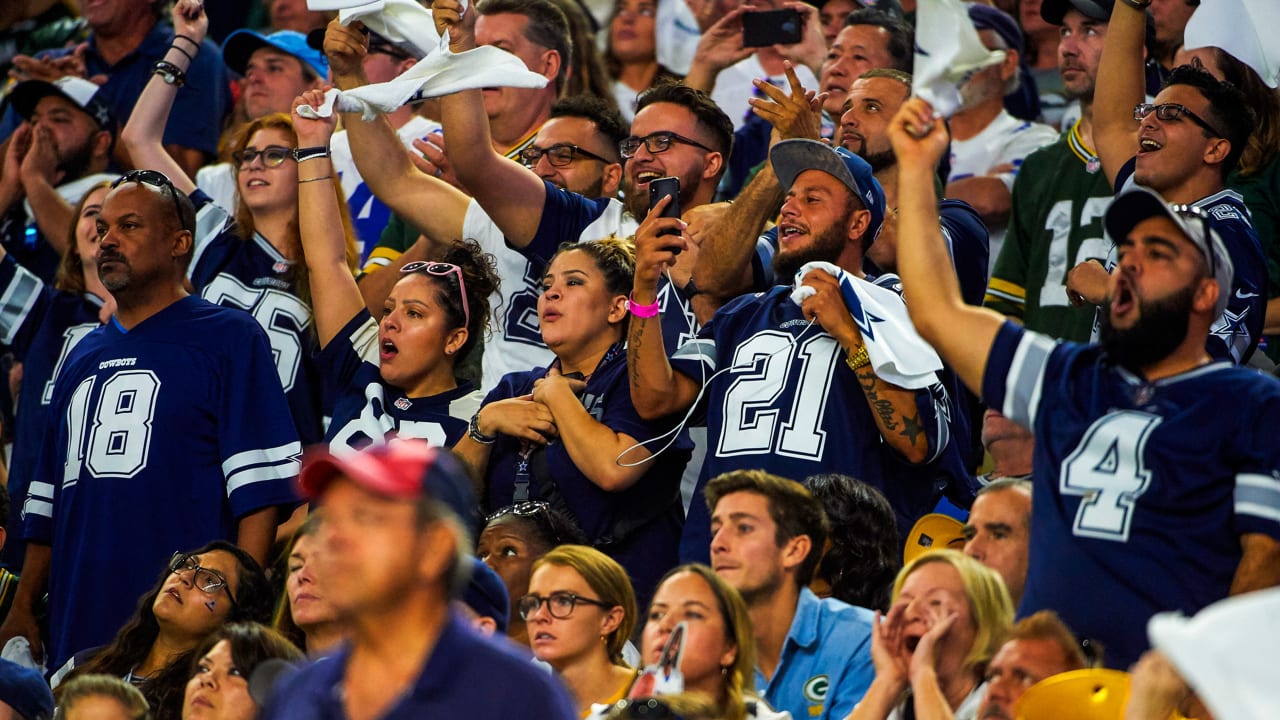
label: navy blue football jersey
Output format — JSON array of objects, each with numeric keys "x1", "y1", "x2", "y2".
[
  {"x1": 187, "y1": 191, "x2": 324, "y2": 443},
  {"x1": 984, "y1": 320, "x2": 1280, "y2": 668},
  {"x1": 0, "y1": 255, "x2": 103, "y2": 570},
  {"x1": 482, "y1": 344, "x2": 690, "y2": 606},
  {"x1": 321, "y1": 311, "x2": 480, "y2": 450},
  {"x1": 26, "y1": 296, "x2": 301, "y2": 669},
  {"x1": 672, "y1": 276, "x2": 952, "y2": 561}
]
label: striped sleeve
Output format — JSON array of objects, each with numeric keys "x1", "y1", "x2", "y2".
[
  {"x1": 0, "y1": 254, "x2": 47, "y2": 347},
  {"x1": 223, "y1": 441, "x2": 303, "y2": 496},
  {"x1": 982, "y1": 321, "x2": 1058, "y2": 427},
  {"x1": 984, "y1": 277, "x2": 1026, "y2": 311}
]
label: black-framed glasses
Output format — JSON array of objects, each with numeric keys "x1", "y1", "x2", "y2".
[
  {"x1": 619, "y1": 131, "x2": 714, "y2": 159},
  {"x1": 1169, "y1": 203, "x2": 1219, "y2": 280},
  {"x1": 169, "y1": 552, "x2": 239, "y2": 610},
  {"x1": 517, "y1": 591, "x2": 612, "y2": 620},
  {"x1": 232, "y1": 145, "x2": 295, "y2": 168},
  {"x1": 400, "y1": 261, "x2": 470, "y2": 329},
  {"x1": 111, "y1": 169, "x2": 187, "y2": 232},
  {"x1": 1133, "y1": 102, "x2": 1222, "y2": 138},
  {"x1": 521, "y1": 142, "x2": 612, "y2": 168}
]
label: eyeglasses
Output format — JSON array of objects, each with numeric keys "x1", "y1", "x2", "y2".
[
  {"x1": 400, "y1": 261, "x2": 470, "y2": 329},
  {"x1": 111, "y1": 169, "x2": 187, "y2": 232},
  {"x1": 1169, "y1": 203, "x2": 1219, "y2": 280},
  {"x1": 368, "y1": 39, "x2": 413, "y2": 61},
  {"x1": 169, "y1": 552, "x2": 239, "y2": 610},
  {"x1": 485, "y1": 500, "x2": 552, "y2": 525},
  {"x1": 521, "y1": 143, "x2": 613, "y2": 168},
  {"x1": 232, "y1": 145, "x2": 295, "y2": 168},
  {"x1": 1133, "y1": 103, "x2": 1222, "y2": 138},
  {"x1": 517, "y1": 591, "x2": 612, "y2": 620},
  {"x1": 619, "y1": 131, "x2": 714, "y2": 159}
]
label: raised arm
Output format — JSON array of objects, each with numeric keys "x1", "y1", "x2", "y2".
[
  {"x1": 291, "y1": 90, "x2": 367, "y2": 349},
  {"x1": 692, "y1": 63, "x2": 821, "y2": 301},
  {"x1": 430, "y1": 0, "x2": 551, "y2": 248},
  {"x1": 628, "y1": 197, "x2": 704, "y2": 420},
  {"x1": 117, "y1": 0, "x2": 204, "y2": 195},
  {"x1": 322, "y1": 20, "x2": 471, "y2": 247},
  {"x1": 683, "y1": 7, "x2": 754, "y2": 92},
  {"x1": 1092, "y1": 0, "x2": 1147, "y2": 187},
  {"x1": 888, "y1": 99, "x2": 1004, "y2": 395}
]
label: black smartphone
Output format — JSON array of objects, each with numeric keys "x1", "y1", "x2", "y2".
[
  {"x1": 742, "y1": 8, "x2": 804, "y2": 48},
  {"x1": 648, "y1": 176, "x2": 682, "y2": 239}
]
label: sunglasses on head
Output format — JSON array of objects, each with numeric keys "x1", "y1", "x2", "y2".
[
  {"x1": 111, "y1": 169, "x2": 189, "y2": 232},
  {"x1": 400, "y1": 261, "x2": 470, "y2": 330}
]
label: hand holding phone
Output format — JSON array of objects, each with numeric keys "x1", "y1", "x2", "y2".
[
  {"x1": 648, "y1": 177, "x2": 682, "y2": 242},
  {"x1": 742, "y1": 8, "x2": 804, "y2": 48}
]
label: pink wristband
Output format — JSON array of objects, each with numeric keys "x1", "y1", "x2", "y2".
[{"x1": 628, "y1": 292, "x2": 660, "y2": 318}]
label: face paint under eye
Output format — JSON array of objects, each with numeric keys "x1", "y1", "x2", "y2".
[{"x1": 206, "y1": 600, "x2": 217, "y2": 612}]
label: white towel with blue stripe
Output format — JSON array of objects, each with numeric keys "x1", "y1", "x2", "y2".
[{"x1": 789, "y1": 262, "x2": 943, "y2": 389}]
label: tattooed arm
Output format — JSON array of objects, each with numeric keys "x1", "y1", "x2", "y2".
[{"x1": 799, "y1": 269, "x2": 931, "y2": 463}]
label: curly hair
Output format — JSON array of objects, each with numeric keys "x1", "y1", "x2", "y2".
[
  {"x1": 802, "y1": 473, "x2": 900, "y2": 611},
  {"x1": 401, "y1": 239, "x2": 501, "y2": 362},
  {"x1": 228, "y1": 113, "x2": 360, "y2": 311},
  {"x1": 66, "y1": 541, "x2": 274, "y2": 720}
]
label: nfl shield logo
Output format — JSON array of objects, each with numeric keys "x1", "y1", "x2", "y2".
[
  {"x1": 394, "y1": 397, "x2": 412, "y2": 410},
  {"x1": 273, "y1": 261, "x2": 289, "y2": 273}
]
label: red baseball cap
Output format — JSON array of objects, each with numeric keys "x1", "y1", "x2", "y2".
[{"x1": 298, "y1": 441, "x2": 474, "y2": 522}]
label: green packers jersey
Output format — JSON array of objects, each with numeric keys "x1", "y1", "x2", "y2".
[{"x1": 985, "y1": 121, "x2": 1113, "y2": 342}]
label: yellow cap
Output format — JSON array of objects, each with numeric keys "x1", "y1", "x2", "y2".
[
  {"x1": 903, "y1": 513, "x2": 967, "y2": 564},
  {"x1": 1014, "y1": 669, "x2": 1131, "y2": 720}
]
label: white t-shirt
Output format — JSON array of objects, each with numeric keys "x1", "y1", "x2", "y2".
[{"x1": 948, "y1": 110, "x2": 1058, "y2": 272}]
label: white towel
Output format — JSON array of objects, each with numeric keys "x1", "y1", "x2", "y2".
[
  {"x1": 1183, "y1": 0, "x2": 1279, "y2": 88},
  {"x1": 296, "y1": 31, "x2": 549, "y2": 122},
  {"x1": 912, "y1": 0, "x2": 1006, "y2": 117},
  {"x1": 789, "y1": 262, "x2": 942, "y2": 389}
]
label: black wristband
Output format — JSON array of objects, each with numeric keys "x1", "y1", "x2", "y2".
[
  {"x1": 169, "y1": 43, "x2": 195, "y2": 63},
  {"x1": 292, "y1": 146, "x2": 330, "y2": 162},
  {"x1": 153, "y1": 60, "x2": 186, "y2": 87},
  {"x1": 173, "y1": 34, "x2": 201, "y2": 49}
]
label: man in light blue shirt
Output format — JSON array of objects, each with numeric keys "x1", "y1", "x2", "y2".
[{"x1": 707, "y1": 470, "x2": 876, "y2": 720}]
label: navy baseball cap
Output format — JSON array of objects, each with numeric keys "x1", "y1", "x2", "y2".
[
  {"x1": 1104, "y1": 187, "x2": 1234, "y2": 318},
  {"x1": 9, "y1": 76, "x2": 115, "y2": 133},
  {"x1": 770, "y1": 138, "x2": 887, "y2": 243},
  {"x1": 298, "y1": 441, "x2": 474, "y2": 523},
  {"x1": 223, "y1": 29, "x2": 329, "y2": 79},
  {"x1": 0, "y1": 659, "x2": 53, "y2": 720},
  {"x1": 1040, "y1": 0, "x2": 1113, "y2": 24},
  {"x1": 967, "y1": 3, "x2": 1024, "y2": 55},
  {"x1": 462, "y1": 557, "x2": 511, "y2": 634}
]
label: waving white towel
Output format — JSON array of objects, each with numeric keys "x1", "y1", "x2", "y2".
[
  {"x1": 1183, "y1": 0, "x2": 1279, "y2": 88},
  {"x1": 306, "y1": 0, "x2": 451, "y2": 59},
  {"x1": 912, "y1": 0, "x2": 1006, "y2": 117},
  {"x1": 789, "y1": 262, "x2": 942, "y2": 389},
  {"x1": 296, "y1": 30, "x2": 549, "y2": 122}
]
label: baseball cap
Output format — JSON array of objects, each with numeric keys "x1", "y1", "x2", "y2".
[
  {"x1": 903, "y1": 513, "x2": 967, "y2": 564},
  {"x1": 770, "y1": 139, "x2": 887, "y2": 243},
  {"x1": 1147, "y1": 588, "x2": 1280, "y2": 720},
  {"x1": 967, "y1": 3, "x2": 1024, "y2": 55},
  {"x1": 8, "y1": 76, "x2": 115, "y2": 133},
  {"x1": 1014, "y1": 669, "x2": 1130, "y2": 720},
  {"x1": 0, "y1": 658, "x2": 54, "y2": 720},
  {"x1": 1040, "y1": 0, "x2": 1113, "y2": 24},
  {"x1": 462, "y1": 557, "x2": 511, "y2": 634},
  {"x1": 223, "y1": 29, "x2": 329, "y2": 80},
  {"x1": 1104, "y1": 187, "x2": 1235, "y2": 318},
  {"x1": 298, "y1": 441, "x2": 474, "y2": 523}
]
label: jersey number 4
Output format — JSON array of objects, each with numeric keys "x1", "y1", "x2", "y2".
[
  {"x1": 1059, "y1": 411, "x2": 1162, "y2": 541},
  {"x1": 718, "y1": 332, "x2": 838, "y2": 461},
  {"x1": 64, "y1": 370, "x2": 160, "y2": 481}
]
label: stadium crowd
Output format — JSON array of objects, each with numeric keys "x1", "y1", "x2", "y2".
[{"x1": 0, "y1": 0, "x2": 1276, "y2": 717}]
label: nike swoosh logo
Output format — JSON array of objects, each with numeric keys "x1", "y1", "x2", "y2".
[{"x1": 1235, "y1": 289, "x2": 1260, "y2": 300}]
